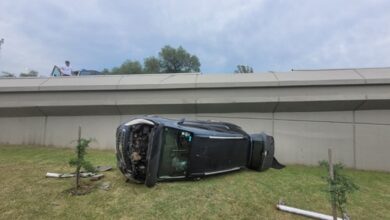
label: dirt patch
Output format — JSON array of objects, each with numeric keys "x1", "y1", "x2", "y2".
[{"x1": 64, "y1": 183, "x2": 96, "y2": 196}]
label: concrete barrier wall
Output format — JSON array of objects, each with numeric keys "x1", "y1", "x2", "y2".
[
  {"x1": 1, "y1": 68, "x2": 390, "y2": 171},
  {"x1": 0, "y1": 111, "x2": 389, "y2": 171}
]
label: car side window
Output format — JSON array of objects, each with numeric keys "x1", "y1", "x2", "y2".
[{"x1": 158, "y1": 127, "x2": 192, "y2": 178}]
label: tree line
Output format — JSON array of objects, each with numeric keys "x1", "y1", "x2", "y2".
[
  {"x1": 102, "y1": 45, "x2": 254, "y2": 74},
  {"x1": 1, "y1": 70, "x2": 38, "y2": 78},
  {"x1": 0, "y1": 45, "x2": 256, "y2": 77},
  {"x1": 103, "y1": 45, "x2": 201, "y2": 74}
]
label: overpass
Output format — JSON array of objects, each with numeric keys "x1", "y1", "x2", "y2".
[{"x1": 1, "y1": 67, "x2": 390, "y2": 171}]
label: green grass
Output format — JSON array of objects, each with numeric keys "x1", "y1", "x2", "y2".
[{"x1": 0, "y1": 145, "x2": 389, "y2": 220}]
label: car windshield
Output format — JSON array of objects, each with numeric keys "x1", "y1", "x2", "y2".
[{"x1": 158, "y1": 127, "x2": 192, "y2": 178}]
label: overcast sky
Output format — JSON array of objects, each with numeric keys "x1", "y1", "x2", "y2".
[{"x1": 0, "y1": 0, "x2": 389, "y2": 75}]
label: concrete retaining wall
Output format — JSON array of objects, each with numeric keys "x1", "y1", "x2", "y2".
[{"x1": 1, "y1": 68, "x2": 390, "y2": 171}]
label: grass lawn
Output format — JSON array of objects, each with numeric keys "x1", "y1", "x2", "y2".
[{"x1": 0, "y1": 145, "x2": 389, "y2": 220}]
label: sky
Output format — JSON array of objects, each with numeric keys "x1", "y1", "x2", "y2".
[{"x1": 0, "y1": 0, "x2": 389, "y2": 76}]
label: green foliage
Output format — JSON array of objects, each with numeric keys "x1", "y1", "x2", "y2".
[
  {"x1": 19, "y1": 70, "x2": 38, "y2": 77},
  {"x1": 111, "y1": 60, "x2": 143, "y2": 74},
  {"x1": 234, "y1": 65, "x2": 253, "y2": 73},
  {"x1": 320, "y1": 161, "x2": 359, "y2": 215},
  {"x1": 143, "y1": 56, "x2": 161, "y2": 73},
  {"x1": 101, "y1": 68, "x2": 110, "y2": 75},
  {"x1": 1, "y1": 71, "x2": 16, "y2": 78},
  {"x1": 106, "y1": 45, "x2": 201, "y2": 74},
  {"x1": 158, "y1": 45, "x2": 201, "y2": 73},
  {"x1": 69, "y1": 138, "x2": 95, "y2": 172}
]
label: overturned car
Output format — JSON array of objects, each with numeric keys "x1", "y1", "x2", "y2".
[{"x1": 116, "y1": 116, "x2": 284, "y2": 187}]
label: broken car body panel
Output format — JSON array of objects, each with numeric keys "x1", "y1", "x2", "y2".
[{"x1": 116, "y1": 116, "x2": 283, "y2": 187}]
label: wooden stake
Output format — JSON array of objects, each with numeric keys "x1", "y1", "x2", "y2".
[
  {"x1": 76, "y1": 126, "x2": 81, "y2": 190},
  {"x1": 328, "y1": 149, "x2": 337, "y2": 220}
]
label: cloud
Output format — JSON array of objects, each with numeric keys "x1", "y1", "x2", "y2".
[{"x1": 0, "y1": 0, "x2": 389, "y2": 75}]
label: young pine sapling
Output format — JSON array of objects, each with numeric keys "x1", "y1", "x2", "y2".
[
  {"x1": 319, "y1": 160, "x2": 359, "y2": 219},
  {"x1": 69, "y1": 136, "x2": 95, "y2": 191}
]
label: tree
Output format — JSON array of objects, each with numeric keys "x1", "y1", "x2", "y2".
[
  {"x1": 319, "y1": 160, "x2": 358, "y2": 219},
  {"x1": 111, "y1": 60, "x2": 143, "y2": 74},
  {"x1": 19, "y1": 70, "x2": 38, "y2": 77},
  {"x1": 1, "y1": 71, "x2": 16, "y2": 78},
  {"x1": 106, "y1": 45, "x2": 201, "y2": 74},
  {"x1": 143, "y1": 56, "x2": 161, "y2": 73},
  {"x1": 159, "y1": 45, "x2": 200, "y2": 73},
  {"x1": 69, "y1": 128, "x2": 95, "y2": 194},
  {"x1": 234, "y1": 65, "x2": 253, "y2": 73},
  {"x1": 111, "y1": 67, "x2": 119, "y2": 74},
  {"x1": 101, "y1": 68, "x2": 110, "y2": 75}
]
